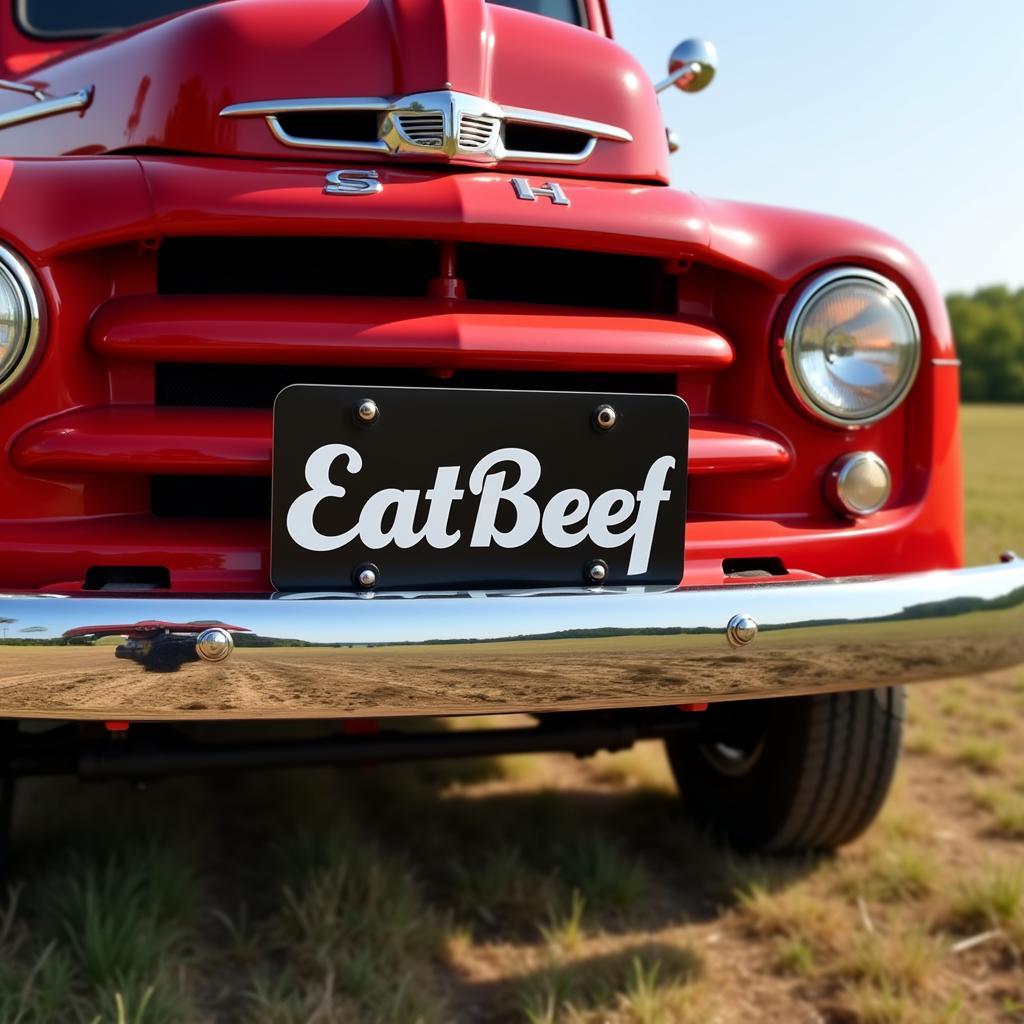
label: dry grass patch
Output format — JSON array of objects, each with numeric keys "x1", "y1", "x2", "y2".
[
  {"x1": 735, "y1": 874, "x2": 850, "y2": 958},
  {"x1": 539, "y1": 889, "x2": 587, "y2": 955},
  {"x1": 956, "y1": 738, "x2": 1007, "y2": 774},
  {"x1": 839, "y1": 981, "x2": 967, "y2": 1024},
  {"x1": 969, "y1": 783, "x2": 1024, "y2": 839},
  {"x1": 832, "y1": 838, "x2": 939, "y2": 902},
  {"x1": 945, "y1": 862, "x2": 1024, "y2": 949},
  {"x1": 517, "y1": 943, "x2": 705, "y2": 1024},
  {"x1": 836, "y1": 921, "x2": 945, "y2": 995}
]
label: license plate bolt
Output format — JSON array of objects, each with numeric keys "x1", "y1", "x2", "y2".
[
  {"x1": 585, "y1": 559, "x2": 609, "y2": 584},
  {"x1": 355, "y1": 398, "x2": 380, "y2": 425},
  {"x1": 592, "y1": 404, "x2": 617, "y2": 431},
  {"x1": 353, "y1": 563, "x2": 380, "y2": 589}
]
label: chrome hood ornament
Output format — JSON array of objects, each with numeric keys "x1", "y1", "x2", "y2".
[{"x1": 220, "y1": 89, "x2": 631, "y2": 165}]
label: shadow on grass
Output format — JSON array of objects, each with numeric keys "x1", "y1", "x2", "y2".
[
  {"x1": 454, "y1": 942, "x2": 704, "y2": 1023},
  {"x1": 0, "y1": 740, "x2": 822, "y2": 1021}
]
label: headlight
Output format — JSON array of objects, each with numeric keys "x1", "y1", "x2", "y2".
[
  {"x1": 0, "y1": 245, "x2": 43, "y2": 400},
  {"x1": 782, "y1": 268, "x2": 920, "y2": 426}
]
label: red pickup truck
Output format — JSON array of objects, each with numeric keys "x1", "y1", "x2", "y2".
[{"x1": 0, "y1": 0, "x2": 1020, "y2": 857}]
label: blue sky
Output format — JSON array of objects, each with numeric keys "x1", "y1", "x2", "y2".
[{"x1": 609, "y1": 0, "x2": 1024, "y2": 295}]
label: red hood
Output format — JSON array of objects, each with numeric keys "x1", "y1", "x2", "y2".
[{"x1": 2, "y1": 0, "x2": 669, "y2": 183}]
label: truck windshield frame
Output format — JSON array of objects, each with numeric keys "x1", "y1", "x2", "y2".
[{"x1": 16, "y1": 0, "x2": 586, "y2": 40}]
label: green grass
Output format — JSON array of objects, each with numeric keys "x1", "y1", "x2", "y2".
[{"x1": 961, "y1": 404, "x2": 1024, "y2": 565}]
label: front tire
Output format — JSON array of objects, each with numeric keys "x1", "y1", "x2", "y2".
[{"x1": 666, "y1": 687, "x2": 905, "y2": 852}]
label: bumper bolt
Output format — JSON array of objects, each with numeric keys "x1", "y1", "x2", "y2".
[
  {"x1": 726, "y1": 613, "x2": 758, "y2": 648},
  {"x1": 586, "y1": 559, "x2": 609, "y2": 584},
  {"x1": 354, "y1": 563, "x2": 380, "y2": 589},
  {"x1": 356, "y1": 399, "x2": 379, "y2": 424},
  {"x1": 593, "y1": 404, "x2": 617, "y2": 431},
  {"x1": 195, "y1": 627, "x2": 234, "y2": 663}
]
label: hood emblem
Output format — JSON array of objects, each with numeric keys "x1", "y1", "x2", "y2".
[
  {"x1": 511, "y1": 178, "x2": 569, "y2": 206},
  {"x1": 220, "y1": 89, "x2": 630, "y2": 166},
  {"x1": 324, "y1": 169, "x2": 382, "y2": 196}
]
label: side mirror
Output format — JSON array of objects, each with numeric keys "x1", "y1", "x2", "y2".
[{"x1": 656, "y1": 39, "x2": 717, "y2": 94}]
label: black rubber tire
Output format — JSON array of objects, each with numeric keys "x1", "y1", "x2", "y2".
[{"x1": 666, "y1": 687, "x2": 905, "y2": 853}]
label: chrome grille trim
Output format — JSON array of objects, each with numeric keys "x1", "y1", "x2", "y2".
[
  {"x1": 221, "y1": 89, "x2": 631, "y2": 165},
  {"x1": 395, "y1": 112, "x2": 445, "y2": 148}
]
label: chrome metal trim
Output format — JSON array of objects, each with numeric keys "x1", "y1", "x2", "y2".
[
  {"x1": 220, "y1": 96, "x2": 392, "y2": 154},
  {"x1": 323, "y1": 169, "x2": 383, "y2": 196},
  {"x1": 511, "y1": 178, "x2": 570, "y2": 206},
  {"x1": 0, "y1": 85, "x2": 93, "y2": 130},
  {"x1": 220, "y1": 89, "x2": 631, "y2": 165},
  {"x1": 0, "y1": 79, "x2": 47, "y2": 102},
  {"x1": 932, "y1": 358, "x2": 962, "y2": 367},
  {"x1": 781, "y1": 266, "x2": 922, "y2": 428},
  {"x1": 220, "y1": 97, "x2": 393, "y2": 117},
  {"x1": 0, "y1": 559, "x2": 1021, "y2": 721},
  {"x1": 0, "y1": 244, "x2": 45, "y2": 400}
]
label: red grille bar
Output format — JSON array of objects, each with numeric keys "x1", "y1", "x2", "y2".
[
  {"x1": 13, "y1": 407, "x2": 790, "y2": 477},
  {"x1": 90, "y1": 295, "x2": 734, "y2": 372}
]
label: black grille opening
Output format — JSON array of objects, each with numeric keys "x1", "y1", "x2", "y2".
[
  {"x1": 83, "y1": 566, "x2": 171, "y2": 591},
  {"x1": 456, "y1": 244, "x2": 674, "y2": 312},
  {"x1": 152, "y1": 476, "x2": 271, "y2": 519},
  {"x1": 722, "y1": 557, "x2": 788, "y2": 578},
  {"x1": 158, "y1": 238, "x2": 438, "y2": 297},
  {"x1": 156, "y1": 364, "x2": 678, "y2": 410},
  {"x1": 504, "y1": 122, "x2": 590, "y2": 155},
  {"x1": 275, "y1": 110, "x2": 380, "y2": 144},
  {"x1": 157, "y1": 237, "x2": 674, "y2": 312}
]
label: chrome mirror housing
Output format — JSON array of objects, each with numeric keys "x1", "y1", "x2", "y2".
[{"x1": 656, "y1": 39, "x2": 717, "y2": 94}]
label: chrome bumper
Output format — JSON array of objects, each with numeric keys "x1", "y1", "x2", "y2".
[{"x1": 0, "y1": 558, "x2": 1021, "y2": 721}]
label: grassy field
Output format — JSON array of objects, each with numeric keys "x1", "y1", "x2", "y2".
[{"x1": 1, "y1": 405, "x2": 1022, "y2": 1024}]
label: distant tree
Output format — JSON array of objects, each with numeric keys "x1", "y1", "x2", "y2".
[{"x1": 947, "y1": 285, "x2": 1024, "y2": 402}]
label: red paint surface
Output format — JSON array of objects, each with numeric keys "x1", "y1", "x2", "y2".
[{"x1": 0, "y1": 1, "x2": 963, "y2": 595}]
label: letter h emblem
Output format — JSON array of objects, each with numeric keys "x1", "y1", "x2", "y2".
[{"x1": 511, "y1": 178, "x2": 570, "y2": 206}]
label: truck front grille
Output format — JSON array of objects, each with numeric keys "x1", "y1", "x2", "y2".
[
  {"x1": 8, "y1": 232, "x2": 813, "y2": 592},
  {"x1": 156, "y1": 238, "x2": 677, "y2": 313}
]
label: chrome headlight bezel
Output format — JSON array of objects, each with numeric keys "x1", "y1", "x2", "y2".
[
  {"x1": 781, "y1": 267, "x2": 921, "y2": 427},
  {"x1": 0, "y1": 244, "x2": 44, "y2": 401}
]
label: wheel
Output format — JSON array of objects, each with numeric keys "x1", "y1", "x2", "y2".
[{"x1": 666, "y1": 687, "x2": 905, "y2": 852}]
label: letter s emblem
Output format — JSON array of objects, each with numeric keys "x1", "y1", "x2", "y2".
[{"x1": 324, "y1": 169, "x2": 382, "y2": 196}]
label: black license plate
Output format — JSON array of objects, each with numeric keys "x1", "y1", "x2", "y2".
[{"x1": 271, "y1": 385, "x2": 688, "y2": 591}]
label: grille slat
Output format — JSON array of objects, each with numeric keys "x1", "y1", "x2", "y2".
[
  {"x1": 458, "y1": 113, "x2": 499, "y2": 150},
  {"x1": 395, "y1": 112, "x2": 445, "y2": 147}
]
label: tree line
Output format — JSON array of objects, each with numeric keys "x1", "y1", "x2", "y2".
[{"x1": 947, "y1": 285, "x2": 1024, "y2": 402}]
